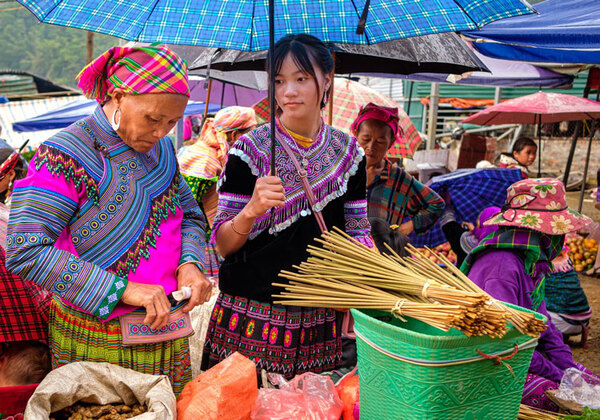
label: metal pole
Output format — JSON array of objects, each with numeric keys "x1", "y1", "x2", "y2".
[
  {"x1": 563, "y1": 72, "x2": 593, "y2": 186},
  {"x1": 427, "y1": 83, "x2": 439, "y2": 149},
  {"x1": 494, "y1": 87, "x2": 502, "y2": 105},
  {"x1": 328, "y1": 52, "x2": 335, "y2": 126},
  {"x1": 562, "y1": 122, "x2": 581, "y2": 187},
  {"x1": 406, "y1": 81, "x2": 414, "y2": 116},
  {"x1": 86, "y1": 31, "x2": 94, "y2": 64},
  {"x1": 203, "y1": 78, "x2": 213, "y2": 118},
  {"x1": 578, "y1": 121, "x2": 596, "y2": 213},
  {"x1": 537, "y1": 114, "x2": 542, "y2": 178},
  {"x1": 269, "y1": 0, "x2": 275, "y2": 174}
]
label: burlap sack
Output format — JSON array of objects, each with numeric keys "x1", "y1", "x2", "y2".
[{"x1": 24, "y1": 362, "x2": 176, "y2": 419}]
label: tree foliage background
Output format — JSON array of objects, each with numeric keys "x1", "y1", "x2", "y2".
[{"x1": 0, "y1": 2, "x2": 118, "y2": 87}]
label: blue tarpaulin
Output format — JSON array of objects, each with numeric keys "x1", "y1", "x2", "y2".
[
  {"x1": 461, "y1": 0, "x2": 600, "y2": 64},
  {"x1": 12, "y1": 99, "x2": 221, "y2": 132},
  {"x1": 408, "y1": 168, "x2": 523, "y2": 248}
]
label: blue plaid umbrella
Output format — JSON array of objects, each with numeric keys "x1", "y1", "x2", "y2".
[
  {"x1": 18, "y1": 0, "x2": 534, "y2": 51},
  {"x1": 17, "y1": 0, "x2": 533, "y2": 172},
  {"x1": 408, "y1": 168, "x2": 523, "y2": 248}
]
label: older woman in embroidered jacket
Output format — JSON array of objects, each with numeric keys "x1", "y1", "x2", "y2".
[{"x1": 6, "y1": 45, "x2": 211, "y2": 394}]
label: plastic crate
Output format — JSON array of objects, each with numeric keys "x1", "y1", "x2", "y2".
[{"x1": 352, "y1": 304, "x2": 545, "y2": 420}]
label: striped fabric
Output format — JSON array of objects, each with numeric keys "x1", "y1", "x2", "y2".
[
  {"x1": 49, "y1": 297, "x2": 191, "y2": 396},
  {"x1": 253, "y1": 79, "x2": 421, "y2": 159},
  {"x1": 367, "y1": 160, "x2": 444, "y2": 235},
  {"x1": 17, "y1": 0, "x2": 533, "y2": 51},
  {"x1": 77, "y1": 46, "x2": 189, "y2": 103}
]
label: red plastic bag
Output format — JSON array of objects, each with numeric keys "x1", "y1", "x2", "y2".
[
  {"x1": 177, "y1": 352, "x2": 258, "y2": 420},
  {"x1": 336, "y1": 368, "x2": 360, "y2": 420},
  {"x1": 251, "y1": 372, "x2": 343, "y2": 420}
]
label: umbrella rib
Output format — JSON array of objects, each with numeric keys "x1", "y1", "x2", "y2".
[
  {"x1": 350, "y1": 0, "x2": 372, "y2": 44},
  {"x1": 135, "y1": 0, "x2": 162, "y2": 42}
]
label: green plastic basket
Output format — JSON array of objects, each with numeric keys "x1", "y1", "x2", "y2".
[{"x1": 351, "y1": 303, "x2": 546, "y2": 420}]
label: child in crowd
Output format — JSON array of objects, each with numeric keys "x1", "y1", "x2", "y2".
[
  {"x1": 0, "y1": 340, "x2": 51, "y2": 417},
  {"x1": 499, "y1": 137, "x2": 537, "y2": 177}
]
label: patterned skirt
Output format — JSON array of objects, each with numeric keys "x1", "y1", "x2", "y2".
[
  {"x1": 521, "y1": 373, "x2": 560, "y2": 412},
  {"x1": 49, "y1": 297, "x2": 191, "y2": 395},
  {"x1": 201, "y1": 292, "x2": 342, "y2": 378}
]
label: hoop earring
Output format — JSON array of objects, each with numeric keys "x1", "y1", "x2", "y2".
[
  {"x1": 321, "y1": 89, "x2": 329, "y2": 108},
  {"x1": 111, "y1": 108, "x2": 121, "y2": 131}
]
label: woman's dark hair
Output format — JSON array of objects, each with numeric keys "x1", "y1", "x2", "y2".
[
  {"x1": 369, "y1": 217, "x2": 408, "y2": 257},
  {"x1": 268, "y1": 34, "x2": 334, "y2": 109},
  {"x1": 0, "y1": 148, "x2": 26, "y2": 180},
  {"x1": 512, "y1": 137, "x2": 537, "y2": 153},
  {"x1": 0, "y1": 148, "x2": 26, "y2": 203}
]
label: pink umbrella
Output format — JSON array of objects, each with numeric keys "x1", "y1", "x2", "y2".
[
  {"x1": 461, "y1": 91, "x2": 600, "y2": 125},
  {"x1": 461, "y1": 91, "x2": 600, "y2": 176}
]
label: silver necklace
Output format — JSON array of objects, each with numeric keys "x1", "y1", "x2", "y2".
[{"x1": 279, "y1": 120, "x2": 319, "y2": 171}]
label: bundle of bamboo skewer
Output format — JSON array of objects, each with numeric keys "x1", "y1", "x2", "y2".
[
  {"x1": 517, "y1": 404, "x2": 563, "y2": 419},
  {"x1": 274, "y1": 227, "x2": 546, "y2": 338}
]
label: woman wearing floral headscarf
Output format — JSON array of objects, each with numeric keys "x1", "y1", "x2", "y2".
[
  {"x1": 462, "y1": 178, "x2": 597, "y2": 411},
  {"x1": 6, "y1": 45, "x2": 211, "y2": 394},
  {"x1": 179, "y1": 106, "x2": 257, "y2": 278},
  {"x1": 351, "y1": 103, "x2": 444, "y2": 237}
]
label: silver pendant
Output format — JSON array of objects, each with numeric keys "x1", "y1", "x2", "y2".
[{"x1": 301, "y1": 158, "x2": 310, "y2": 169}]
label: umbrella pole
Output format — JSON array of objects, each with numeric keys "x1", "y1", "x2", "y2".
[
  {"x1": 578, "y1": 120, "x2": 596, "y2": 213},
  {"x1": 562, "y1": 122, "x2": 581, "y2": 187},
  {"x1": 269, "y1": 0, "x2": 276, "y2": 175},
  {"x1": 204, "y1": 78, "x2": 213, "y2": 119},
  {"x1": 220, "y1": 82, "x2": 226, "y2": 108},
  {"x1": 327, "y1": 52, "x2": 335, "y2": 126},
  {"x1": 537, "y1": 113, "x2": 542, "y2": 177},
  {"x1": 406, "y1": 81, "x2": 414, "y2": 116},
  {"x1": 565, "y1": 72, "x2": 595, "y2": 186}
]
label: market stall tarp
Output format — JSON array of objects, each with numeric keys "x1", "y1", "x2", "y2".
[
  {"x1": 13, "y1": 99, "x2": 221, "y2": 132},
  {"x1": 366, "y1": 48, "x2": 573, "y2": 88},
  {"x1": 0, "y1": 96, "x2": 77, "y2": 149},
  {"x1": 408, "y1": 168, "x2": 523, "y2": 248},
  {"x1": 461, "y1": 0, "x2": 600, "y2": 64}
]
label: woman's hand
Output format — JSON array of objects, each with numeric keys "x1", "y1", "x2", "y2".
[
  {"x1": 120, "y1": 282, "x2": 171, "y2": 330},
  {"x1": 244, "y1": 175, "x2": 286, "y2": 219},
  {"x1": 398, "y1": 220, "x2": 414, "y2": 236},
  {"x1": 462, "y1": 222, "x2": 475, "y2": 232},
  {"x1": 177, "y1": 263, "x2": 213, "y2": 313}
]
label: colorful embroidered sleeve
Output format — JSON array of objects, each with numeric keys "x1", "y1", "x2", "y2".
[
  {"x1": 344, "y1": 157, "x2": 374, "y2": 248},
  {"x1": 6, "y1": 157, "x2": 127, "y2": 320},
  {"x1": 210, "y1": 155, "x2": 256, "y2": 244},
  {"x1": 401, "y1": 170, "x2": 445, "y2": 234},
  {"x1": 178, "y1": 171, "x2": 208, "y2": 271}
]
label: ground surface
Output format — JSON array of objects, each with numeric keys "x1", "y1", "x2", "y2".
[{"x1": 565, "y1": 191, "x2": 599, "y2": 371}]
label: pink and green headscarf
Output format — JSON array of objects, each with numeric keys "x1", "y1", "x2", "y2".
[{"x1": 76, "y1": 45, "x2": 190, "y2": 103}]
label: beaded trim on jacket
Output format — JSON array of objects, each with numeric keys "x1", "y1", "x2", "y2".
[{"x1": 216, "y1": 121, "x2": 364, "y2": 238}]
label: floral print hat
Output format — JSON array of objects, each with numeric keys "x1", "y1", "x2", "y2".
[{"x1": 484, "y1": 178, "x2": 592, "y2": 235}]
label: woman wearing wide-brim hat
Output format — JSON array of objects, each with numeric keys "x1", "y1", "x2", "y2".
[{"x1": 462, "y1": 178, "x2": 597, "y2": 412}]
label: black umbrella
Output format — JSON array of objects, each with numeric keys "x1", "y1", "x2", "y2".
[{"x1": 173, "y1": 32, "x2": 488, "y2": 76}]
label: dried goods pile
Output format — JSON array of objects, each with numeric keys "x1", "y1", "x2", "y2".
[{"x1": 50, "y1": 403, "x2": 147, "y2": 420}]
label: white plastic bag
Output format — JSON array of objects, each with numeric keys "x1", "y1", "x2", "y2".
[{"x1": 555, "y1": 368, "x2": 600, "y2": 409}]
